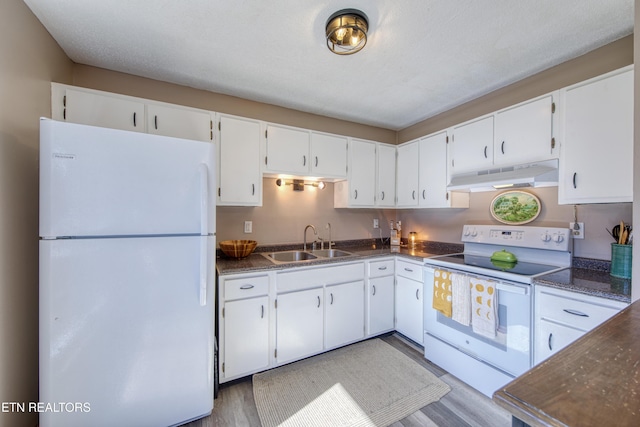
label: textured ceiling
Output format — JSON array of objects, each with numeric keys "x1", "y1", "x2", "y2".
[{"x1": 24, "y1": 0, "x2": 634, "y2": 130}]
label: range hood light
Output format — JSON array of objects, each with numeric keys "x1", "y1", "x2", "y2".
[{"x1": 447, "y1": 159, "x2": 559, "y2": 193}]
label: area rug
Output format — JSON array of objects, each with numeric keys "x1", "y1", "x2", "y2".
[{"x1": 253, "y1": 339, "x2": 451, "y2": 427}]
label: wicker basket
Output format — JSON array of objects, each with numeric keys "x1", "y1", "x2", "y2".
[{"x1": 219, "y1": 240, "x2": 258, "y2": 259}]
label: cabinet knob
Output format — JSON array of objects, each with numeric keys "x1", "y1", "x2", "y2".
[
  {"x1": 548, "y1": 332, "x2": 553, "y2": 350},
  {"x1": 381, "y1": 191, "x2": 385, "y2": 201},
  {"x1": 483, "y1": 146, "x2": 488, "y2": 158},
  {"x1": 501, "y1": 141, "x2": 505, "y2": 154},
  {"x1": 572, "y1": 172, "x2": 577, "y2": 189},
  {"x1": 372, "y1": 285, "x2": 376, "y2": 296}
]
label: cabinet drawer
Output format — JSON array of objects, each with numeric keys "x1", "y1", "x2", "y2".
[
  {"x1": 224, "y1": 275, "x2": 269, "y2": 300},
  {"x1": 537, "y1": 288, "x2": 624, "y2": 331},
  {"x1": 368, "y1": 259, "x2": 395, "y2": 277},
  {"x1": 277, "y1": 262, "x2": 364, "y2": 293},
  {"x1": 396, "y1": 259, "x2": 423, "y2": 282}
]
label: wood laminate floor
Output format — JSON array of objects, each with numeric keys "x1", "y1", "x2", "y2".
[{"x1": 184, "y1": 334, "x2": 512, "y2": 427}]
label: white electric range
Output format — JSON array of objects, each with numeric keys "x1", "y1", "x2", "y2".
[{"x1": 423, "y1": 224, "x2": 572, "y2": 397}]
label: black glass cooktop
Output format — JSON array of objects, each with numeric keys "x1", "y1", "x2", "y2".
[{"x1": 432, "y1": 253, "x2": 561, "y2": 277}]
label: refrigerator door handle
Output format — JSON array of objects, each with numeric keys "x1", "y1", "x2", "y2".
[
  {"x1": 199, "y1": 163, "x2": 209, "y2": 236},
  {"x1": 200, "y1": 237, "x2": 208, "y2": 306}
]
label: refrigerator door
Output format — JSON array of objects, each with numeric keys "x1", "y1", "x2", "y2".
[
  {"x1": 39, "y1": 118, "x2": 215, "y2": 238},
  {"x1": 39, "y1": 236, "x2": 215, "y2": 427}
]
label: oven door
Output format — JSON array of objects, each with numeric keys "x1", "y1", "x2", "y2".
[{"x1": 423, "y1": 265, "x2": 531, "y2": 377}]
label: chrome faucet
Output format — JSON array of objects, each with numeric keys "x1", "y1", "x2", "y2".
[
  {"x1": 303, "y1": 224, "x2": 317, "y2": 251},
  {"x1": 326, "y1": 222, "x2": 332, "y2": 251}
]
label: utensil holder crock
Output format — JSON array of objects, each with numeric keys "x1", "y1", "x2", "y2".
[{"x1": 610, "y1": 243, "x2": 632, "y2": 279}]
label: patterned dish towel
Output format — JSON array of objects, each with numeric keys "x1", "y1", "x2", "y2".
[
  {"x1": 451, "y1": 273, "x2": 470, "y2": 326},
  {"x1": 432, "y1": 269, "x2": 452, "y2": 317},
  {"x1": 470, "y1": 276, "x2": 498, "y2": 338}
]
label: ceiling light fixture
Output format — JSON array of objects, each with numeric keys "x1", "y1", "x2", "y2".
[{"x1": 325, "y1": 9, "x2": 368, "y2": 55}]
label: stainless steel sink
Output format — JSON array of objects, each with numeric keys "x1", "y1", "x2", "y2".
[
  {"x1": 262, "y1": 248, "x2": 354, "y2": 264},
  {"x1": 310, "y1": 249, "x2": 353, "y2": 258},
  {"x1": 264, "y1": 250, "x2": 318, "y2": 263}
]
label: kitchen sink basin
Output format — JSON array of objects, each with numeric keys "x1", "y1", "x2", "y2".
[
  {"x1": 262, "y1": 248, "x2": 354, "y2": 264},
  {"x1": 310, "y1": 249, "x2": 353, "y2": 258},
  {"x1": 264, "y1": 250, "x2": 318, "y2": 263}
]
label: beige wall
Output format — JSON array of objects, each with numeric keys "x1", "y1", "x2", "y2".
[
  {"x1": 0, "y1": 2, "x2": 73, "y2": 427},
  {"x1": 71, "y1": 36, "x2": 636, "y2": 261},
  {"x1": 217, "y1": 179, "x2": 396, "y2": 245},
  {"x1": 396, "y1": 35, "x2": 634, "y2": 261},
  {"x1": 399, "y1": 35, "x2": 634, "y2": 143},
  {"x1": 71, "y1": 65, "x2": 397, "y2": 144}
]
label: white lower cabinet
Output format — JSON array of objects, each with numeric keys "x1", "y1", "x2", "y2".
[
  {"x1": 325, "y1": 281, "x2": 365, "y2": 349},
  {"x1": 366, "y1": 258, "x2": 395, "y2": 336},
  {"x1": 395, "y1": 259, "x2": 424, "y2": 344},
  {"x1": 218, "y1": 274, "x2": 270, "y2": 382},
  {"x1": 276, "y1": 287, "x2": 324, "y2": 364},
  {"x1": 275, "y1": 262, "x2": 365, "y2": 365},
  {"x1": 222, "y1": 296, "x2": 269, "y2": 379},
  {"x1": 534, "y1": 285, "x2": 627, "y2": 365}
]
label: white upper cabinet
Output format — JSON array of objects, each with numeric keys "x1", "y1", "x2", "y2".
[
  {"x1": 63, "y1": 88, "x2": 146, "y2": 133},
  {"x1": 558, "y1": 66, "x2": 633, "y2": 204},
  {"x1": 376, "y1": 144, "x2": 396, "y2": 207},
  {"x1": 217, "y1": 114, "x2": 262, "y2": 206},
  {"x1": 419, "y1": 131, "x2": 469, "y2": 208},
  {"x1": 264, "y1": 124, "x2": 310, "y2": 175},
  {"x1": 147, "y1": 103, "x2": 213, "y2": 142},
  {"x1": 334, "y1": 138, "x2": 377, "y2": 207},
  {"x1": 494, "y1": 94, "x2": 556, "y2": 167},
  {"x1": 53, "y1": 84, "x2": 213, "y2": 142},
  {"x1": 334, "y1": 140, "x2": 395, "y2": 208},
  {"x1": 310, "y1": 132, "x2": 347, "y2": 178},
  {"x1": 396, "y1": 140, "x2": 420, "y2": 207},
  {"x1": 450, "y1": 94, "x2": 557, "y2": 175},
  {"x1": 450, "y1": 116, "x2": 494, "y2": 174},
  {"x1": 419, "y1": 131, "x2": 448, "y2": 207},
  {"x1": 264, "y1": 124, "x2": 348, "y2": 179}
]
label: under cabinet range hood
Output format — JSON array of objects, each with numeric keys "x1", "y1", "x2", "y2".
[{"x1": 447, "y1": 159, "x2": 558, "y2": 192}]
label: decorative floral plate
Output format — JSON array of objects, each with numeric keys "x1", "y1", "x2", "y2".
[{"x1": 490, "y1": 191, "x2": 541, "y2": 225}]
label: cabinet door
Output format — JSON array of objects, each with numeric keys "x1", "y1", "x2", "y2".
[
  {"x1": 451, "y1": 116, "x2": 494, "y2": 174},
  {"x1": 368, "y1": 275, "x2": 395, "y2": 336},
  {"x1": 559, "y1": 67, "x2": 633, "y2": 204},
  {"x1": 396, "y1": 141, "x2": 419, "y2": 207},
  {"x1": 348, "y1": 139, "x2": 376, "y2": 206},
  {"x1": 311, "y1": 132, "x2": 347, "y2": 178},
  {"x1": 494, "y1": 95, "x2": 554, "y2": 167},
  {"x1": 418, "y1": 132, "x2": 448, "y2": 208},
  {"x1": 65, "y1": 89, "x2": 145, "y2": 133},
  {"x1": 218, "y1": 115, "x2": 262, "y2": 206},
  {"x1": 535, "y1": 318, "x2": 584, "y2": 364},
  {"x1": 276, "y1": 288, "x2": 324, "y2": 364},
  {"x1": 265, "y1": 124, "x2": 310, "y2": 174},
  {"x1": 222, "y1": 296, "x2": 269, "y2": 379},
  {"x1": 395, "y1": 276, "x2": 423, "y2": 344},
  {"x1": 376, "y1": 144, "x2": 396, "y2": 207},
  {"x1": 325, "y1": 281, "x2": 365, "y2": 349},
  {"x1": 147, "y1": 103, "x2": 212, "y2": 142}
]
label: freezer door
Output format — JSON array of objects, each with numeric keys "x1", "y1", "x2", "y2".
[
  {"x1": 39, "y1": 118, "x2": 215, "y2": 238},
  {"x1": 39, "y1": 236, "x2": 214, "y2": 427}
]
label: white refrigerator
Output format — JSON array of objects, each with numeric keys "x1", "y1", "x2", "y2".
[{"x1": 39, "y1": 118, "x2": 216, "y2": 427}]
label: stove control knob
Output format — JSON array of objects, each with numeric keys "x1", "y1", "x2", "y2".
[
  {"x1": 553, "y1": 233, "x2": 564, "y2": 243},
  {"x1": 463, "y1": 227, "x2": 471, "y2": 236},
  {"x1": 541, "y1": 233, "x2": 551, "y2": 242},
  {"x1": 470, "y1": 229, "x2": 478, "y2": 237}
]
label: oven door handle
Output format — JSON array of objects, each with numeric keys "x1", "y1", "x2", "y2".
[{"x1": 495, "y1": 282, "x2": 529, "y2": 295}]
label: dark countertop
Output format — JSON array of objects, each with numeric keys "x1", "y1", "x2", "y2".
[
  {"x1": 493, "y1": 299, "x2": 640, "y2": 427},
  {"x1": 216, "y1": 240, "x2": 462, "y2": 275},
  {"x1": 533, "y1": 267, "x2": 631, "y2": 303}
]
